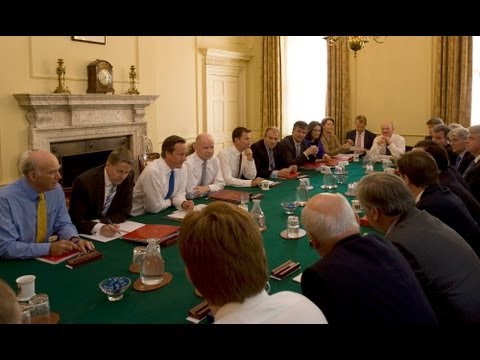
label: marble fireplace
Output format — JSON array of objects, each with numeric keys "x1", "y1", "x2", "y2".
[{"x1": 14, "y1": 93, "x2": 158, "y2": 187}]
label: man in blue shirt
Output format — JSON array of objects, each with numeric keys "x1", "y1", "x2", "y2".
[{"x1": 0, "y1": 150, "x2": 94, "y2": 259}]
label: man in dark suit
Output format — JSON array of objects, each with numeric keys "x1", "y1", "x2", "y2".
[
  {"x1": 251, "y1": 127, "x2": 296, "y2": 179},
  {"x1": 432, "y1": 124, "x2": 457, "y2": 166},
  {"x1": 424, "y1": 117, "x2": 444, "y2": 140},
  {"x1": 345, "y1": 115, "x2": 376, "y2": 151},
  {"x1": 279, "y1": 121, "x2": 319, "y2": 166},
  {"x1": 69, "y1": 147, "x2": 135, "y2": 237},
  {"x1": 465, "y1": 125, "x2": 480, "y2": 203},
  {"x1": 300, "y1": 193, "x2": 437, "y2": 324},
  {"x1": 397, "y1": 151, "x2": 480, "y2": 257},
  {"x1": 448, "y1": 127, "x2": 474, "y2": 175},
  {"x1": 357, "y1": 172, "x2": 480, "y2": 323},
  {"x1": 413, "y1": 140, "x2": 480, "y2": 222}
]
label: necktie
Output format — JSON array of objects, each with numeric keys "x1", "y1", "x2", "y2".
[
  {"x1": 295, "y1": 143, "x2": 301, "y2": 157},
  {"x1": 102, "y1": 184, "x2": 117, "y2": 216},
  {"x1": 165, "y1": 170, "x2": 175, "y2": 199},
  {"x1": 268, "y1": 148, "x2": 275, "y2": 171},
  {"x1": 455, "y1": 156, "x2": 462, "y2": 168},
  {"x1": 237, "y1": 154, "x2": 243, "y2": 178},
  {"x1": 36, "y1": 192, "x2": 47, "y2": 243},
  {"x1": 385, "y1": 146, "x2": 392, "y2": 156},
  {"x1": 199, "y1": 161, "x2": 207, "y2": 186},
  {"x1": 355, "y1": 132, "x2": 362, "y2": 149}
]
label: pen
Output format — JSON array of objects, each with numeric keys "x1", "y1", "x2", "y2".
[{"x1": 106, "y1": 219, "x2": 122, "y2": 237}]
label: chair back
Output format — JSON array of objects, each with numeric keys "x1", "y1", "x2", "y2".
[{"x1": 138, "y1": 153, "x2": 160, "y2": 173}]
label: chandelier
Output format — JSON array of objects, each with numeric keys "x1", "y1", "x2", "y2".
[{"x1": 324, "y1": 36, "x2": 387, "y2": 59}]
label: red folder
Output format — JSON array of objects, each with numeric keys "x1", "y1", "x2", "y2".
[{"x1": 122, "y1": 224, "x2": 181, "y2": 247}]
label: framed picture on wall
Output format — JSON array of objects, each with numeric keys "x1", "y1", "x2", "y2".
[{"x1": 71, "y1": 36, "x2": 106, "y2": 45}]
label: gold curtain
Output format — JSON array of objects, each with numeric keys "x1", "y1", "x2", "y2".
[
  {"x1": 326, "y1": 40, "x2": 350, "y2": 141},
  {"x1": 261, "y1": 36, "x2": 282, "y2": 134},
  {"x1": 433, "y1": 36, "x2": 472, "y2": 127}
]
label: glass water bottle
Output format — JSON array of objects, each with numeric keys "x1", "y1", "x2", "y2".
[
  {"x1": 296, "y1": 179, "x2": 309, "y2": 206},
  {"x1": 250, "y1": 199, "x2": 267, "y2": 232},
  {"x1": 140, "y1": 239, "x2": 164, "y2": 285}
]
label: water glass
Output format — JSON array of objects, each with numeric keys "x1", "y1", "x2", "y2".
[
  {"x1": 28, "y1": 293, "x2": 50, "y2": 323},
  {"x1": 382, "y1": 159, "x2": 392, "y2": 171},
  {"x1": 287, "y1": 216, "x2": 300, "y2": 239},
  {"x1": 239, "y1": 193, "x2": 249, "y2": 211},
  {"x1": 19, "y1": 304, "x2": 31, "y2": 324},
  {"x1": 347, "y1": 182, "x2": 357, "y2": 195},
  {"x1": 353, "y1": 153, "x2": 360, "y2": 162}
]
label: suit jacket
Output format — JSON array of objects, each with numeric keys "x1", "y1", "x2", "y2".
[
  {"x1": 69, "y1": 164, "x2": 134, "y2": 234},
  {"x1": 444, "y1": 144, "x2": 458, "y2": 167},
  {"x1": 439, "y1": 167, "x2": 480, "y2": 222},
  {"x1": 250, "y1": 140, "x2": 287, "y2": 179},
  {"x1": 464, "y1": 159, "x2": 480, "y2": 204},
  {"x1": 279, "y1": 135, "x2": 310, "y2": 166},
  {"x1": 416, "y1": 184, "x2": 480, "y2": 258},
  {"x1": 457, "y1": 151, "x2": 474, "y2": 175},
  {"x1": 301, "y1": 233, "x2": 437, "y2": 324},
  {"x1": 386, "y1": 208, "x2": 480, "y2": 323},
  {"x1": 345, "y1": 129, "x2": 376, "y2": 150}
]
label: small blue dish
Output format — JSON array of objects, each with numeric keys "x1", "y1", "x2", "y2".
[
  {"x1": 281, "y1": 201, "x2": 299, "y2": 215},
  {"x1": 99, "y1": 276, "x2": 131, "y2": 302}
]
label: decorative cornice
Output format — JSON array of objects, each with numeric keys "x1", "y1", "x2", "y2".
[{"x1": 200, "y1": 48, "x2": 252, "y2": 68}]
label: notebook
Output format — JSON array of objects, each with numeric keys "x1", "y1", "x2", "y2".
[
  {"x1": 36, "y1": 249, "x2": 80, "y2": 265},
  {"x1": 122, "y1": 224, "x2": 181, "y2": 247}
]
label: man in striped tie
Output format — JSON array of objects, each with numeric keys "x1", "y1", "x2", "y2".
[
  {"x1": 131, "y1": 135, "x2": 194, "y2": 216},
  {"x1": 69, "y1": 147, "x2": 135, "y2": 238},
  {"x1": 185, "y1": 133, "x2": 225, "y2": 199},
  {"x1": 0, "y1": 150, "x2": 94, "y2": 259}
]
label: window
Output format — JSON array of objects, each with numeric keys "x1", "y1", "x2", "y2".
[
  {"x1": 281, "y1": 36, "x2": 328, "y2": 135},
  {"x1": 471, "y1": 36, "x2": 480, "y2": 126}
]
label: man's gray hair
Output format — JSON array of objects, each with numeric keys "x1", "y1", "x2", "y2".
[
  {"x1": 302, "y1": 193, "x2": 358, "y2": 243},
  {"x1": 448, "y1": 127, "x2": 468, "y2": 140},
  {"x1": 19, "y1": 149, "x2": 36, "y2": 176},
  {"x1": 468, "y1": 125, "x2": 480, "y2": 135},
  {"x1": 356, "y1": 172, "x2": 415, "y2": 216}
]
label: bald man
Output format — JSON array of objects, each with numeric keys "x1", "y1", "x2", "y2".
[
  {"x1": 369, "y1": 122, "x2": 405, "y2": 158},
  {"x1": 300, "y1": 193, "x2": 437, "y2": 324},
  {"x1": 184, "y1": 133, "x2": 225, "y2": 199},
  {"x1": 0, "y1": 150, "x2": 94, "y2": 259}
]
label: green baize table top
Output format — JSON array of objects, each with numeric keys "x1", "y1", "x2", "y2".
[{"x1": 1, "y1": 161, "x2": 379, "y2": 323}]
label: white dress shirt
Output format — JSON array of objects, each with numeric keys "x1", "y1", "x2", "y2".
[
  {"x1": 131, "y1": 157, "x2": 188, "y2": 216},
  {"x1": 92, "y1": 169, "x2": 115, "y2": 235},
  {"x1": 218, "y1": 146, "x2": 257, "y2": 187},
  {"x1": 214, "y1": 290, "x2": 328, "y2": 324},
  {"x1": 184, "y1": 153, "x2": 225, "y2": 197},
  {"x1": 370, "y1": 133, "x2": 406, "y2": 158}
]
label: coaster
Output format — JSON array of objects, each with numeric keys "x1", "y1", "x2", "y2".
[
  {"x1": 133, "y1": 272, "x2": 173, "y2": 292},
  {"x1": 129, "y1": 263, "x2": 141, "y2": 274},
  {"x1": 280, "y1": 229, "x2": 306, "y2": 240},
  {"x1": 31, "y1": 311, "x2": 60, "y2": 324}
]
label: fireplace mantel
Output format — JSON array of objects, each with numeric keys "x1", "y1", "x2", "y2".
[{"x1": 14, "y1": 93, "x2": 159, "y2": 177}]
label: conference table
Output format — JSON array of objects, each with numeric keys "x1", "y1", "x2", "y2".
[{"x1": 2, "y1": 160, "x2": 381, "y2": 324}]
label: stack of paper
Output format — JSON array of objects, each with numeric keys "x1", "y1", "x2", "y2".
[
  {"x1": 79, "y1": 220, "x2": 145, "y2": 243},
  {"x1": 167, "y1": 204, "x2": 208, "y2": 221}
]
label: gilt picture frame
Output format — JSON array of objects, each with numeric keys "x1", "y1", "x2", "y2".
[{"x1": 71, "y1": 36, "x2": 106, "y2": 45}]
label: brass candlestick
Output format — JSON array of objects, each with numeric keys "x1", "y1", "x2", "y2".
[
  {"x1": 126, "y1": 65, "x2": 140, "y2": 95},
  {"x1": 53, "y1": 59, "x2": 71, "y2": 94}
]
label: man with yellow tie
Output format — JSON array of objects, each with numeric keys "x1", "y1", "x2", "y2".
[{"x1": 0, "y1": 150, "x2": 94, "y2": 259}]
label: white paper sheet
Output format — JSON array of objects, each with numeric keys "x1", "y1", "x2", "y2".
[{"x1": 79, "y1": 220, "x2": 145, "y2": 243}]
